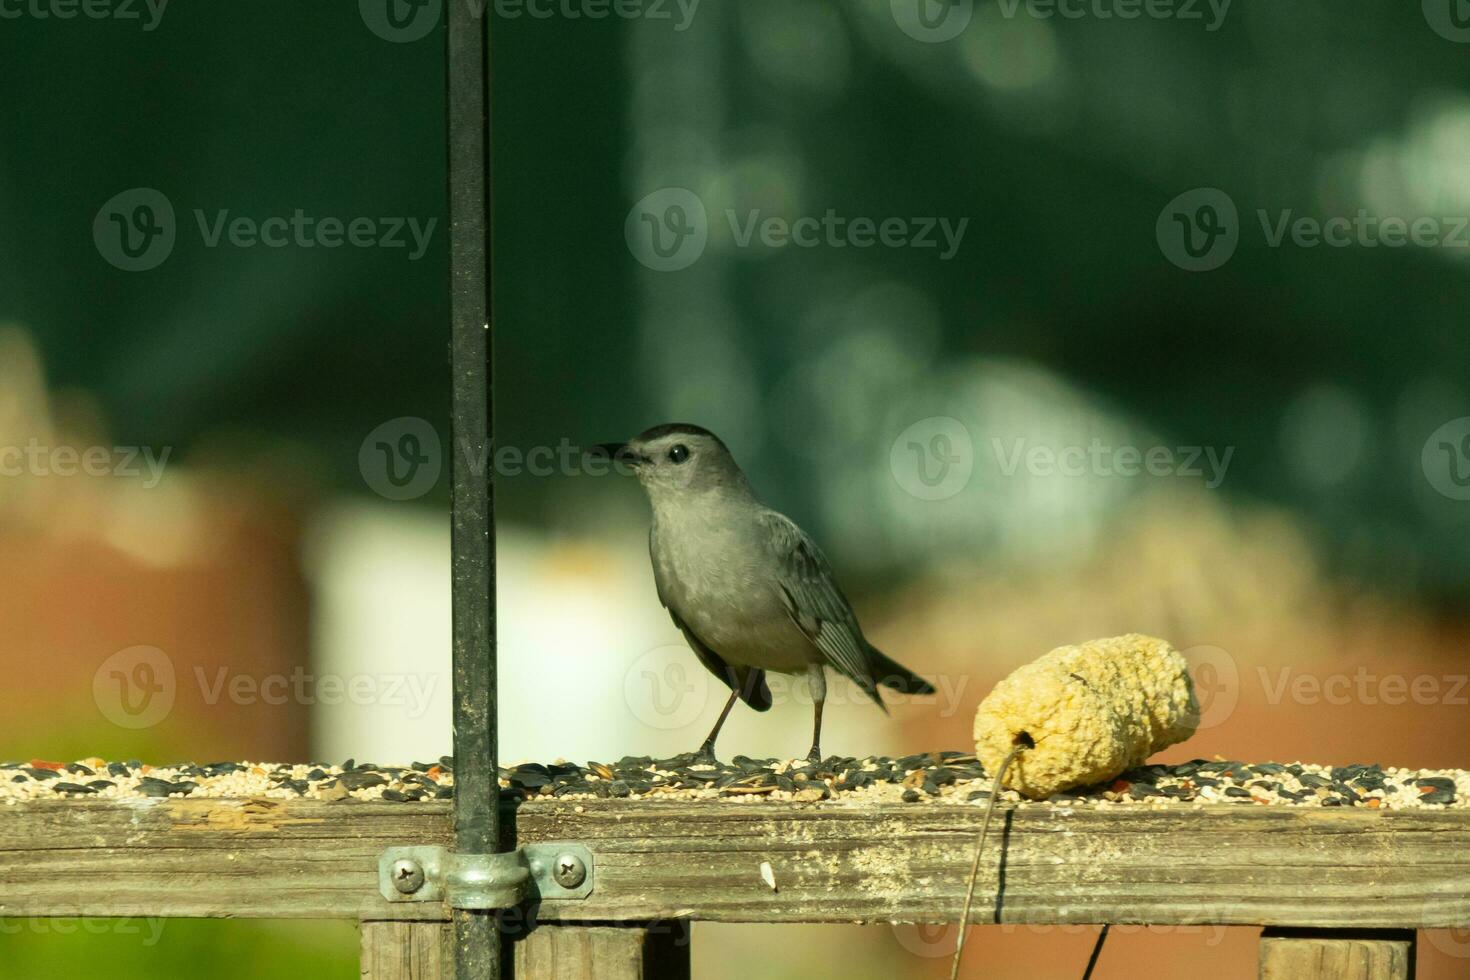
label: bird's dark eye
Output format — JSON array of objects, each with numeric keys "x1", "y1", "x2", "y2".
[{"x1": 667, "y1": 444, "x2": 690, "y2": 464}]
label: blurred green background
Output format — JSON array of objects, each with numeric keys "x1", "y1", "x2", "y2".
[
  {"x1": 2, "y1": 1, "x2": 1469, "y2": 977},
  {"x1": 3, "y1": 0, "x2": 1467, "y2": 589}
]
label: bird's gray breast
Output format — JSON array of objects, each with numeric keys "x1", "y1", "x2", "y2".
[{"x1": 650, "y1": 500, "x2": 814, "y2": 673}]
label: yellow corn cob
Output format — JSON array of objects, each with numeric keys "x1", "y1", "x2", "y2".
[{"x1": 972, "y1": 634, "x2": 1199, "y2": 800}]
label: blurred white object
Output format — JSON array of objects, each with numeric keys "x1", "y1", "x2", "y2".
[
  {"x1": 303, "y1": 503, "x2": 453, "y2": 763},
  {"x1": 304, "y1": 501, "x2": 867, "y2": 765}
]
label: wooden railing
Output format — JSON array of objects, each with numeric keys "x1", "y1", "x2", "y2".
[{"x1": 1, "y1": 795, "x2": 1465, "y2": 978}]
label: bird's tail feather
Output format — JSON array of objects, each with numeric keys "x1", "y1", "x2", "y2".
[
  {"x1": 734, "y1": 667, "x2": 773, "y2": 711},
  {"x1": 866, "y1": 645, "x2": 937, "y2": 695}
]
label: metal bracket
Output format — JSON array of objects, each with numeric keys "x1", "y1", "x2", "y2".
[{"x1": 378, "y1": 843, "x2": 594, "y2": 909}]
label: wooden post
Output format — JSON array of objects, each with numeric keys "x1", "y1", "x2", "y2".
[
  {"x1": 1260, "y1": 928, "x2": 1415, "y2": 980},
  {"x1": 515, "y1": 924, "x2": 691, "y2": 980},
  {"x1": 361, "y1": 920, "x2": 452, "y2": 980},
  {"x1": 358, "y1": 919, "x2": 689, "y2": 980}
]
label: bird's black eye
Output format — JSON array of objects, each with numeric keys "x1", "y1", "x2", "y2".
[{"x1": 667, "y1": 444, "x2": 690, "y2": 464}]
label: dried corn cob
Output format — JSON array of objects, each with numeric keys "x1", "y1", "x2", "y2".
[{"x1": 972, "y1": 633, "x2": 1198, "y2": 800}]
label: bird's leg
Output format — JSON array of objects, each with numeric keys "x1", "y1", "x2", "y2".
[
  {"x1": 806, "y1": 662, "x2": 826, "y2": 763},
  {"x1": 696, "y1": 688, "x2": 740, "y2": 762}
]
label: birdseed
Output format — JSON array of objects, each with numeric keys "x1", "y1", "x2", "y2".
[{"x1": 0, "y1": 755, "x2": 1464, "y2": 809}]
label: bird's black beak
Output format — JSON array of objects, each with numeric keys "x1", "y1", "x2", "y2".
[{"x1": 592, "y1": 442, "x2": 647, "y2": 469}]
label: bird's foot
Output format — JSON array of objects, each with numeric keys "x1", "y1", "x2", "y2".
[
  {"x1": 805, "y1": 745, "x2": 822, "y2": 764},
  {"x1": 692, "y1": 742, "x2": 719, "y2": 765}
]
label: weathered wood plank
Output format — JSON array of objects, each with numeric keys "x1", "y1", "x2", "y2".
[
  {"x1": 1259, "y1": 928, "x2": 1415, "y2": 979},
  {"x1": 361, "y1": 920, "x2": 452, "y2": 980},
  {"x1": 0, "y1": 798, "x2": 1467, "y2": 927},
  {"x1": 515, "y1": 924, "x2": 691, "y2": 980},
  {"x1": 0, "y1": 797, "x2": 451, "y2": 921}
]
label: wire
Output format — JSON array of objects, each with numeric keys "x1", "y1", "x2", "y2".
[
  {"x1": 948, "y1": 745, "x2": 1114, "y2": 980},
  {"x1": 949, "y1": 744, "x2": 1021, "y2": 980},
  {"x1": 1081, "y1": 924, "x2": 1110, "y2": 979}
]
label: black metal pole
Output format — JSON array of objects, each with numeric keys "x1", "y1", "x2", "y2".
[{"x1": 447, "y1": 1, "x2": 497, "y2": 978}]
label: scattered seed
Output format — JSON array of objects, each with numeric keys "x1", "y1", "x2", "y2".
[{"x1": 0, "y1": 757, "x2": 1460, "y2": 812}]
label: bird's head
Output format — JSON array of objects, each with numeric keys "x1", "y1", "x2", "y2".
[{"x1": 597, "y1": 423, "x2": 749, "y2": 498}]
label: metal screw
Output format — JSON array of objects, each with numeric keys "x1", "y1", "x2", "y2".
[
  {"x1": 551, "y1": 853, "x2": 586, "y2": 889},
  {"x1": 391, "y1": 858, "x2": 425, "y2": 895}
]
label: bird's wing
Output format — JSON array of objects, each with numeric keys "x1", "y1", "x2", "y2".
[
  {"x1": 649, "y1": 528, "x2": 771, "y2": 711},
  {"x1": 758, "y1": 511, "x2": 882, "y2": 704}
]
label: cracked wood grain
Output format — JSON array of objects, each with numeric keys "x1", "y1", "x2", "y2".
[{"x1": 0, "y1": 799, "x2": 1465, "y2": 927}]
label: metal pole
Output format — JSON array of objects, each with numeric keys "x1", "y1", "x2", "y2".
[{"x1": 447, "y1": 1, "x2": 498, "y2": 978}]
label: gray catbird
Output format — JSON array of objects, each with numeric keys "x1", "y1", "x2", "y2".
[{"x1": 600, "y1": 423, "x2": 934, "y2": 762}]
